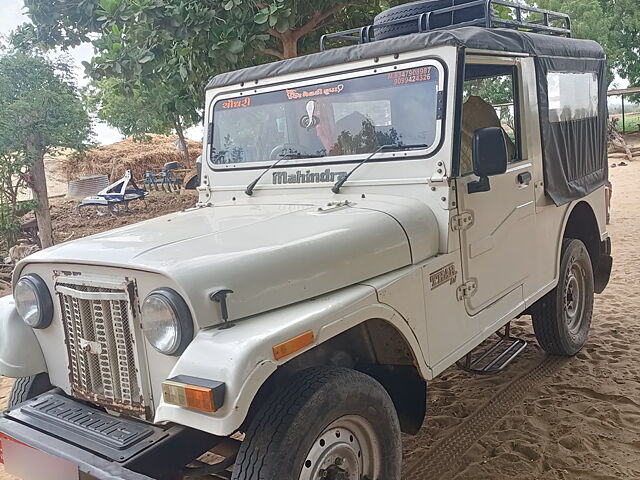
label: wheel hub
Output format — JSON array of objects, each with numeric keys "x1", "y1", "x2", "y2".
[
  {"x1": 564, "y1": 264, "x2": 585, "y2": 332},
  {"x1": 299, "y1": 416, "x2": 380, "y2": 480},
  {"x1": 324, "y1": 465, "x2": 350, "y2": 480}
]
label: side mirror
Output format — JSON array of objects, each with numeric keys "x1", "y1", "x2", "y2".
[{"x1": 472, "y1": 127, "x2": 508, "y2": 178}]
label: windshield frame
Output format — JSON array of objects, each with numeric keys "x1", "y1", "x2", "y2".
[{"x1": 206, "y1": 56, "x2": 447, "y2": 171}]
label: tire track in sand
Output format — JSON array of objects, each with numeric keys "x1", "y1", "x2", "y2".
[{"x1": 404, "y1": 355, "x2": 569, "y2": 479}]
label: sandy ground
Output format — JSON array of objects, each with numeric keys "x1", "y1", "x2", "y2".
[{"x1": 0, "y1": 140, "x2": 639, "y2": 478}]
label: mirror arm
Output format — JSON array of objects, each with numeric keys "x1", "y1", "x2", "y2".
[{"x1": 468, "y1": 176, "x2": 490, "y2": 194}]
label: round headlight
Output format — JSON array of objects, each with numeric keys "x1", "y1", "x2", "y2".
[
  {"x1": 141, "y1": 288, "x2": 193, "y2": 356},
  {"x1": 14, "y1": 274, "x2": 53, "y2": 329}
]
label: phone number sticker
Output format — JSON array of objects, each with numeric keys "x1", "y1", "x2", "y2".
[{"x1": 387, "y1": 67, "x2": 434, "y2": 85}]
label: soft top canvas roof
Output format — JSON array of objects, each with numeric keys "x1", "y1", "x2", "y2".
[{"x1": 207, "y1": 26, "x2": 604, "y2": 90}]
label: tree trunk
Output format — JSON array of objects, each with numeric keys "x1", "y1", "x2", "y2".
[
  {"x1": 281, "y1": 31, "x2": 298, "y2": 59},
  {"x1": 174, "y1": 117, "x2": 191, "y2": 168},
  {"x1": 26, "y1": 137, "x2": 54, "y2": 249}
]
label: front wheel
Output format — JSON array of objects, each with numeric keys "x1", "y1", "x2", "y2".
[
  {"x1": 532, "y1": 238, "x2": 594, "y2": 356},
  {"x1": 232, "y1": 367, "x2": 401, "y2": 480}
]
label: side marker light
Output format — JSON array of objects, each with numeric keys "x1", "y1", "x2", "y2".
[{"x1": 273, "y1": 330, "x2": 315, "y2": 360}]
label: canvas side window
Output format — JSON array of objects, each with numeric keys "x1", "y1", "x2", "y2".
[{"x1": 547, "y1": 72, "x2": 598, "y2": 123}]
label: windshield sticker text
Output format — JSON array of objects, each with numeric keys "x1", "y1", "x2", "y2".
[
  {"x1": 388, "y1": 67, "x2": 433, "y2": 85},
  {"x1": 430, "y1": 263, "x2": 457, "y2": 290},
  {"x1": 273, "y1": 169, "x2": 347, "y2": 185},
  {"x1": 221, "y1": 97, "x2": 251, "y2": 109},
  {"x1": 286, "y1": 84, "x2": 344, "y2": 100}
]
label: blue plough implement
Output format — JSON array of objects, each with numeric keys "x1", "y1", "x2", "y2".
[{"x1": 77, "y1": 170, "x2": 148, "y2": 216}]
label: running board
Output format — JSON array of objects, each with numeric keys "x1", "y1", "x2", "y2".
[{"x1": 457, "y1": 323, "x2": 527, "y2": 375}]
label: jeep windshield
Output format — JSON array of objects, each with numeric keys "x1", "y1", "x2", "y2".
[{"x1": 209, "y1": 62, "x2": 443, "y2": 166}]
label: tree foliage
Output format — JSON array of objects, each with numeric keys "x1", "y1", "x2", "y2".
[
  {"x1": 17, "y1": 0, "x2": 395, "y2": 147},
  {"x1": 534, "y1": 0, "x2": 619, "y2": 84},
  {"x1": 0, "y1": 53, "x2": 91, "y2": 154},
  {"x1": 15, "y1": 0, "x2": 640, "y2": 151},
  {"x1": 87, "y1": 79, "x2": 173, "y2": 140},
  {"x1": 608, "y1": 0, "x2": 640, "y2": 89},
  {"x1": 0, "y1": 50, "x2": 92, "y2": 248}
]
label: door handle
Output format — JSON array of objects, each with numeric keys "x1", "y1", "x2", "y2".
[{"x1": 517, "y1": 171, "x2": 532, "y2": 185}]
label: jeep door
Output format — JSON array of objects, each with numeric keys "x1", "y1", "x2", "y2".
[{"x1": 454, "y1": 55, "x2": 536, "y2": 316}]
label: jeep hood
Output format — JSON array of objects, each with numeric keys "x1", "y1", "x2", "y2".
[{"x1": 20, "y1": 200, "x2": 438, "y2": 325}]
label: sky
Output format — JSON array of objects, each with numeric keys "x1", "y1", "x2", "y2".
[{"x1": 0, "y1": 0, "x2": 203, "y2": 146}]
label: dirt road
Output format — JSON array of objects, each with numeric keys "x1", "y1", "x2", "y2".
[{"x1": 0, "y1": 158, "x2": 638, "y2": 479}]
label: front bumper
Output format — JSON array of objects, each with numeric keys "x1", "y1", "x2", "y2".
[{"x1": 0, "y1": 391, "x2": 218, "y2": 480}]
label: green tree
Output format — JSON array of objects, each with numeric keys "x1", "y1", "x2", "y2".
[
  {"x1": 534, "y1": 0, "x2": 619, "y2": 84},
  {"x1": 252, "y1": 0, "x2": 381, "y2": 59},
  {"x1": 17, "y1": 0, "x2": 392, "y2": 148},
  {"x1": 87, "y1": 79, "x2": 172, "y2": 139},
  {"x1": 608, "y1": 0, "x2": 640, "y2": 90},
  {"x1": 0, "y1": 51, "x2": 92, "y2": 248},
  {"x1": 87, "y1": 77, "x2": 198, "y2": 165}
]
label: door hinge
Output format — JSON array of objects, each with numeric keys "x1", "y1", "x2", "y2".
[
  {"x1": 451, "y1": 211, "x2": 474, "y2": 231},
  {"x1": 428, "y1": 160, "x2": 447, "y2": 185},
  {"x1": 456, "y1": 279, "x2": 478, "y2": 301}
]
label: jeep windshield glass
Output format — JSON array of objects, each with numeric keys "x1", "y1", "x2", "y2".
[{"x1": 210, "y1": 64, "x2": 441, "y2": 165}]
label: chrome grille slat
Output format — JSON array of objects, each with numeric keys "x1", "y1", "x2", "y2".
[
  {"x1": 71, "y1": 296, "x2": 91, "y2": 392},
  {"x1": 112, "y1": 300, "x2": 133, "y2": 404},
  {"x1": 61, "y1": 295, "x2": 80, "y2": 389},
  {"x1": 93, "y1": 300, "x2": 115, "y2": 400},
  {"x1": 56, "y1": 279, "x2": 144, "y2": 415}
]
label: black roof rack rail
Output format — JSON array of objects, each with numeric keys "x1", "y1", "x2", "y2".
[{"x1": 320, "y1": 0, "x2": 571, "y2": 52}]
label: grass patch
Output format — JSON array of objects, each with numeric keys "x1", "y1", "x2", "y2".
[{"x1": 611, "y1": 114, "x2": 640, "y2": 133}]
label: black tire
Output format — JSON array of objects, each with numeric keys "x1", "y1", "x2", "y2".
[
  {"x1": 373, "y1": 0, "x2": 485, "y2": 41},
  {"x1": 532, "y1": 239, "x2": 594, "y2": 356},
  {"x1": 232, "y1": 367, "x2": 401, "y2": 480},
  {"x1": 8, "y1": 373, "x2": 52, "y2": 409}
]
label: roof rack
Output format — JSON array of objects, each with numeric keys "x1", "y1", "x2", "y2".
[{"x1": 320, "y1": 0, "x2": 571, "y2": 52}]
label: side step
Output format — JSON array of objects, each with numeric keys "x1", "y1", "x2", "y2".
[{"x1": 458, "y1": 323, "x2": 527, "y2": 375}]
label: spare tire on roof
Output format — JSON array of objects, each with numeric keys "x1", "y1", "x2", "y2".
[{"x1": 373, "y1": 0, "x2": 485, "y2": 41}]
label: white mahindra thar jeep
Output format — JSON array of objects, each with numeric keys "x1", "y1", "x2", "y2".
[{"x1": 0, "y1": 1, "x2": 612, "y2": 479}]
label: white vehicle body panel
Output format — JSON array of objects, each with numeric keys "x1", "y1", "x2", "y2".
[
  {"x1": 13, "y1": 200, "x2": 436, "y2": 327},
  {"x1": 155, "y1": 283, "x2": 431, "y2": 435},
  {"x1": 0, "y1": 296, "x2": 46, "y2": 378}
]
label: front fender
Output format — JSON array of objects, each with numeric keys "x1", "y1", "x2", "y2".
[
  {"x1": 0, "y1": 295, "x2": 47, "y2": 378},
  {"x1": 154, "y1": 283, "x2": 428, "y2": 436}
]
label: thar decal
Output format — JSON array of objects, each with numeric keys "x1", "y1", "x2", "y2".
[
  {"x1": 273, "y1": 169, "x2": 348, "y2": 185},
  {"x1": 429, "y1": 263, "x2": 457, "y2": 290}
]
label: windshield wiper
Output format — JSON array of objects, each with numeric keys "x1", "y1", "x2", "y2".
[
  {"x1": 245, "y1": 156, "x2": 288, "y2": 196},
  {"x1": 245, "y1": 151, "x2": 326, "y2": 196},
  {"x1": 331, "y1": 143, "x2": 429, "y2": 194}
]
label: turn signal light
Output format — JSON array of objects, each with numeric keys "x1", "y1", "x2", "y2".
[
  {"x1": 162, "y1": 376, "x2": 225, "y2": 413},
  {"x1": 273, "y1": 330, "x2": 315, "y2": 360}
]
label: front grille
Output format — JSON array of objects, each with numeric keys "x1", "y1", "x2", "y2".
[{"x1": 55, "y1": 278, "x2": 145, "y2": 416}]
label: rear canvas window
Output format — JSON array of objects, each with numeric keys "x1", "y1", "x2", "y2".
[{"x1": 547, "y1": 72, "x2": 598, "y2": 123}]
